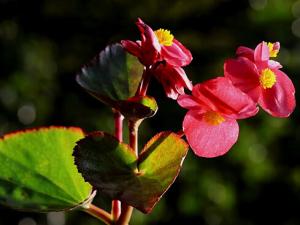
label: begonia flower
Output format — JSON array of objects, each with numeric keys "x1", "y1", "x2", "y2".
[
  {"x1": 152, "y1": 62, "x2": 193, "y2": 99},
  {"x1": 178, "y1": 77, "x2": 258, "y2": 158},
  {"x1": 121, "y1": 18, "x2": 192, "y2": 67},
  {"x1": 224, "y1": 41, "x2": 295, "y2": 117}
]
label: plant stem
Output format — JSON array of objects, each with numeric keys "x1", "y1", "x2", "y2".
[
  {"x1": 84, "y1": 204, "x2": 113, "y2": 225},
  {"x1": 113, "y1": 109, "x2": 124, "y2": 142},
  {"x1": 116, "y1": 203, "x2": 133, "y2": 225},
  {"x1": 116, "y1": 119, "x2": 139, "y2": 225},
  {"x1": 176, "y1": 130, "x2": 185, "y2": 138},
  {"x1": 111, "y1": 109, "x2": 124, "y2": 221},
  {"x1": 137, "y1": 67, "x2": 151, "y2": 96},
  {"x1": 128, "y1": 120, "x2": 139, "y2": 156}
]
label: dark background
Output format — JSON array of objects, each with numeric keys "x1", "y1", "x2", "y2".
[{"x1": 1, "y1": 0, "x2": 300, "y2": 224}]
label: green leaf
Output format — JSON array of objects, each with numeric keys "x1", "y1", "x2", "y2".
[
  {"x1": 76, "y1": 43, "x2": 144, "y2": 106},
  {"x1": 116, "y1": 95, "x2": 158, "y2": 120},
  {"x1": 74, "y1": 131, "x2": 188, "y2": 213},
  {"x1": 0, "y1": 127, "x2": 93, "y2": 212}
]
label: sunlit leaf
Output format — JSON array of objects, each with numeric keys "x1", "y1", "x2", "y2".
[
  {"x1": 74, "y1": 131, "x2": 188, "y2": 213},
  {"x1": 0, "y1": 127, "x2": 93, "y2": 212},
  {"x1": 116, "y1": 95, "x2": 158, "y2": 120}
]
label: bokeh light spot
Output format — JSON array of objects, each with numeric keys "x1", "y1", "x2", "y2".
[
  {"x1": 17, "y1": 104, "x2": 36, "y2": 125},
  {"x1": 249, "y1": 0, "x2": 267, "y2": 11},
  {"x1": 18, "y1": 217, "x2": 36, "y2": 225},
  {"x1": 291, "y1": 18, "x2": 300, "y2": 37},
  {"x1": 47, "y1": 212, "x2": 65, "y2": 225}
]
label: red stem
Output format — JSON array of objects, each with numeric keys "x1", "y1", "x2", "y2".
[
  {"x1": 116, "y1": 119, "x2": 139, "y2": 225},
  {"x1": 176, "y1": 130, "x2": 185, "y2": 138},
  {"x1": 111, "y1": 109, "x2": 124, "y2": 221},
  {"x1": 84, "y1": 204, "x2": 112, "y2": 225},
  {"x1": 137, "y1": 67, "x2": 151, "y2": 96},
  {"x1": 116, "y1": 203, "x2": 133, "y2": 225},
  {"x1": 128, "y1": 120, "x2": 139, "y2": 156},
  {"x1": 113, "y1": 109, "x2": 124, "y2": 142},
  {"x1": 115, "y1": 63, "x2": 151, "y2": 224}
]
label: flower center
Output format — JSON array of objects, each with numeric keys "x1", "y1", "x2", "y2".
[
  {"x1": 154, "y1": 29, "x2": 174, "y2": 46},
  {"x1": 267, "y1": 42, "x2": 279, "y2": 58},
  {"x1": 260, "y1": 68, "x2": 277, "y2": 89},
  {"x1": 203, "y1": 111, "x2": 225, "y2": 126}
]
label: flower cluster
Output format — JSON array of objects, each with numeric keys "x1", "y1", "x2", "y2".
[
  {"x1": 122, "y1": 19, "x2": 296, "y2": 158},
  {"x1": 224, "y1": 42, "x2": 295, "y2": 117},
  {"x1": 122, "y1": 18, "x2": 193, "y2": 99}
]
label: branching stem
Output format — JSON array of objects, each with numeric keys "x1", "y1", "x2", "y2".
[
  {"x1": 84, "y1": 204, "x2": 113, "y2": 225},
  {"x1": 137, "y1": 67, "x2": 151, "y2": 96},
  {"x1": 111, "y1": 109, "x2": 124, "y2": 221},
  {"x1": 116, "y1": 119, "x2": 140, "y2": 225}
]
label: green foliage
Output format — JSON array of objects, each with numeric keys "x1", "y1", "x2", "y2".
[
  {"x1": 76, "y1": 43, "x2": 144, "y2": 106},
  {"x1": 1, "y1": 0, "x2": 299, "y2": 224},
  {"x1": 117, "y1": 96, "x2": 158, "y2": 120},
  {"x1": 0, "y1": 127, "x2": 92, "y2": 212},
  {"x1": 74, "y1": 131, "x2": 188, "y2": 213}
]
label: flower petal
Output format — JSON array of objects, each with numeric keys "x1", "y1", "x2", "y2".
[
  {"x1": 236, "y1": 46, "x2": 254, "y2": 61},
  {"x1": 254, "y1": 41, "x2": 269, "y2": 62},
  {"x1": 173, "y1": 66, "x2": 193, "y2": 91},
  {"x1": 192, "y1": 77, "x2": 258, "y2": 119},
  {"x1": 121, "y1": 40, "x2": 141, "y2": 58},
  {"x1": 273, "y1": 42, "x2": 280, "y2": 52},
  {"x1": 224, "y1": 57, "x2": 261, "y2": 102},
  {"x1": 136, "y1": 18, "x2": 161, "y2": 52},
  {"x1": 183, "y1": 110, "x2": 239, "y2": 158},
  {"x1": 177, "y1": 95, "x2": 205, "y2": 112},
  {"x1": 268, "y1": 60, "x2": 282, "y2": 70},
  {"x1": 154, "y1": 63, "x2": 192, "y2": 100},
  {"x1": 161, "y1": 39, "x2": 193, "y2": 67},
  {"x1": 258, "y1": 70, "x2": 296, "y2": 117},
  {"x1": 136, "y1": 18, "x2": 161, "y2": 66}
]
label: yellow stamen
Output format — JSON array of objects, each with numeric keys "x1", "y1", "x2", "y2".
[
  {"x1": 154, "y1": 29, "x2": 174, "y2": 46},
  {"x1": 267, "y1": 42, "x2": 279, "y2": 58},
  {"x1": 203, "y1": 111, "x2": 225, "y2": 126},
  {"x1": 260, "y1": 68, "x2": 277, "y2": 89}
]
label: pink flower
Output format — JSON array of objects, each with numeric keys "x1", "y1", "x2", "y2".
[
  {"x1": 224, "y1": 41, "x2": 296, "y2": 117},
  {"x1": 152, "y1": 62, "x2": 192, "y2": 100},
  {"x1": 178, "y1": 77, "x2": 258, "y2": 158},
  {"x1": 121, "y1": 18, "x2": 192, "y2": 67}
]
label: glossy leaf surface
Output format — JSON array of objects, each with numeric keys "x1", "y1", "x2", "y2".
[
  {"x1": 77, "y1": 43, "x2": 144, "y2": 106},
  {"x1": 74, "y1": 131, "x2": 188, "y2": 213},
  {"x1": 0, "y1": 127, "x2": 92, "y2": 212},
  {"x1": 116, "y1": 95, "x2": 158, "y2": 120}
]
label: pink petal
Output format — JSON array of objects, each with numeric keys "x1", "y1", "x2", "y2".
[
  {"x1": 173, "y1": 66, "x2": 193, "y2": 91},
  {"x1": 165, "y1": 87, "x2": 179, "y2": 100},
  {"x1": 258, "y1": 70, "x2": 296, "y2": 117},
  {"x1": 177, "y1": 94, "x2": 205, "y2": 112},
  {"x1": 192, "y1": 77, "x2": 258, "y2": 119},
  {"x1": 254, "y1": 41, "x2": 269, "y2": 62},
  {"x1": 268, "y1": 60, "x2": 282, "y2": 70},
  {"x1": 136, "y1": 18, "x2": 161, "y2": 66},
  {"x1": 183, "y1": 110, "x2": 239, "y2": 158},
  {"x1": 136, "y1": 18, "x2": 161, "y2": 52},
  {"x1": 273, "y1": 42, "x2": 280, "y2": 52},
  {"x1": 236, "y1": 46, "x2": 254, "y2": 61},
  {"x1": 121, "y1": 40, "x2": 141, "y2": 58},
  {"x1": 161, "y1": 39, "x2": 193, "y2": 67},
  {"x1": 154, "y1": 63, "x2": 192, "y2": 100},
  {"x1": 224, "y1": 57, "x2": 261, "y2": 102}
]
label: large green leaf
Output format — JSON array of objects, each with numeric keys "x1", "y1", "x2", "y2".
[
  {"x1": 0, "y1": 127, "x2": 93, "y2": 212},
  {"x1": 74, "y1": 131, "x2": 189, "y2": 213},
  {"x1": 76, "y1": 43, "x2": 144, "y2": 106}
]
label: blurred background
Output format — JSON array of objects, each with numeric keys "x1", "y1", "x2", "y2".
[{"x1": 0, "y1": 0, "x2": 299, "y2": 224}]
